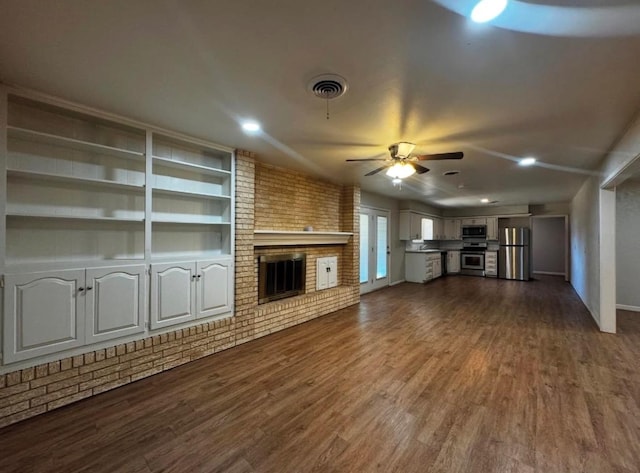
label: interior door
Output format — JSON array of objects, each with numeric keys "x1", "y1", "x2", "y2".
[{"x1": 360, "y1": 207, "x2": 390, "y2": 294}]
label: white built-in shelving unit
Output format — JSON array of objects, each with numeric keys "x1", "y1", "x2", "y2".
[{"x1": 0, "y1": 87, "x2": 235, "y2": 366}]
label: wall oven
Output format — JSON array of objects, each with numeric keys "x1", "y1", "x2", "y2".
[{"x1": 460, "y1": 242, "x2": 487, "y2": 276}]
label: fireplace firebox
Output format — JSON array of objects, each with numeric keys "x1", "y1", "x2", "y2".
[{"x1": 258, "y1": 253, "x2": 306, "y2": 304}]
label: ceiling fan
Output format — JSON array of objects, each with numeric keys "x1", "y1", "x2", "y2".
[{"x1": 346, "y1": 142, "x2": 463, "y2": 179}]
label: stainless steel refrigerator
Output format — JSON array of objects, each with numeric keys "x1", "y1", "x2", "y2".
[{"x1": 498, "y1": 228, "x2": 530, "y2": 281}]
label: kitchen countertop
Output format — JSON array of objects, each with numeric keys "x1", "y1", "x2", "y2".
[{"x1": 405, "y1": 250, "x2": 445, "y2": 254}]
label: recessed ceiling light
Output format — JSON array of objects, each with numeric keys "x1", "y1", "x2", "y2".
[
  {"x1": 519, "y1": 157, "x2": 537, "y2": 167},
  {"x1": 481, "y1": 198, "x2": 490, "y2": 203},
  {"x1": 241, "y1": 121, "x2": 261, "y2": 133},
  {"x1": 471, "y1": 0, "x2": 508, "y2": 23}
]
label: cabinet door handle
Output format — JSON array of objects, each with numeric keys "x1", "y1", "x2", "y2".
[
  {"x1": 192, "y1": 275, "x2": 196, "y2": 281},
  {"x1": 78, "y1": 287, "x2": 85, "y2": 292},
  {"x1": 86, "y1": 286, "x2": 93, "y2": 291},
  {"x1": 197, "y1": 275, "x2": 202, "y2": 279}
]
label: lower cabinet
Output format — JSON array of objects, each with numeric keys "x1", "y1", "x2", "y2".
[
  {"x1": 405, "y1": 253, "x2": 442, "y2": 283},
  {"x1": 447, "y1": 251, "x2": 460, "y2": 273},
  {"x1": 3, "y1": 265, "x2": 146, "y2": 363},
  {"x1": 485, "y1": 251, "x2": 498, "y2": 277},
  {"x1": 151, "y1": 257, "x2": 233, "y2": 330}
]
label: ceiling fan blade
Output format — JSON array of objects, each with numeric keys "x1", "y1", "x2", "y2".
[
  {"x1": 365, "y1": 165, "x2": 390, "y2": 176},
  {"x1": 345, "y1": 158, "x2": 387, "y2": 162},
  {"x1": 415, "y1": 151, "x2": 464, "y2": 161},
  {"x1": 411, "y1": 163, "x2": 430, "y2": 174}
]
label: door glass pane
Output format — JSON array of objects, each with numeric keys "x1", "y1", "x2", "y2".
[
  {"x1": 359, "y1": 214, "x2": 369, "y2": 284},
  {"x1": 376, "y1": 216, "x2": 388, "y2": 279}
]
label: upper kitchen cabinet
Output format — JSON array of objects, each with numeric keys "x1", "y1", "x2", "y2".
[
  {"x1": 443, "y1": 219, "x2": 461, "y2": 240},
  {"x1": 399, "y1": 211, "x2": 424, "y2": 240},
  {"x1": 461, "y1": 218, "x2": 486, "y2": 226},
  {"x1": 399, "y1": 211, "x2": 442, "y2": 241},
  {"x1": 486, "y1": 217, "x2": 499, "y2": 241}
]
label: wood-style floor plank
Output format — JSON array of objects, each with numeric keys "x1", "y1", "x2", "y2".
[{"x1": 1, "y1": 276, "x2": 640, "y2": 473}]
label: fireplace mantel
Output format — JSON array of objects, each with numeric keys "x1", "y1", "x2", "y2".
[{"x1": 253, "y1": 230, "x2": 353, "y2": 247}]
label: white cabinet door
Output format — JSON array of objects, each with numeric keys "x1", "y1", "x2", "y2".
[
  {"x1": 485, "y1": 251, "x2": 498, "y2": 277},
  {"x1": 3, "y1": 269, "x2": 85, "y2": 363},
  {"x1": 85, "y1": 265, "x2": 146, "y2": 344},
  {"x1": 196, "y1": 258, "x2": 233, "y2": 319},
  {"x1": 486, "y1": 217, "x2": 499, "y2": 241},
  {"x1": 410, "y1": 213, "x2": 423, "y2": 240},
  {"x1": 405, "y1": 254, "x2": 428, "y2": 283},
  {"x1": 447, "y1": 251, "x2": 461, "y2": 273},
  {"x1": 432, "y1": 258, "x2": 442, "y2": 278},
  {"x1": 444, "y1": 219, "x2": 461, "y2": 240},
  {"x1": 433, "y1": 218, "x2": 443, "y2": 240},
  {"x1": 150, "y1": 262, "x2": 196, "y2": 329}
]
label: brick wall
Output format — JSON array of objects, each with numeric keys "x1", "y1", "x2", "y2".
[{"x1": 0, "y1": 151, "x2": 360, "y2": 428}]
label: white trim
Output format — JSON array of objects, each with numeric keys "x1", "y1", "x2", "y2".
[
  {"x1": 599, "y1": 188, "x2": 616, "y2": 333},
  {"x1": 253, "y1": 230, "x2": 353, "y2": 246},
  {"x1": 533, "y1": 271, "x2": 565, "y2": 276},
  {"x1": 617, "y1": 304, "x2": 640, "y2": 312},
  {"x1": 389, "y1": 279, "x2": 405, "y2": 286}
]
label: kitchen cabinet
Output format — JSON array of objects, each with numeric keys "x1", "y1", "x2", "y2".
[
  {"x1": 444, "y1": 219, "x2": 461, "y2": 240},
  {"x1": 433, "y1": 218, "x2": 444, "y2": 240},
  {"x1": 432, "y1": 257, "x2": 442, "y2": 278},
  {"x1": 399, "y1": 211, "x2": 424, "y2": 240},
  {"x1": 150, "y1": 257, "x2": 233, "y2": 329},
  {"x1": 486, "y1": 217, "x2": 499, "y2": 241},
  {"x1": 461, "y1": 218, "x2": 487, "y2": 226},
  {"x1": 405, "y1": 253, "x2": 442, "y2": 283},
  {"x1": 447, "y1": 251, "x2": 460, "y2": 273},
  {"x1": 485, "y1": 251, "x2": 498, "y2": 277},
  {"x1": 3, "y1": 265, "x2": 145, "y2": 363}
]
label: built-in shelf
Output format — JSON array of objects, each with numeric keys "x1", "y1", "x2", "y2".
[
  {"x1": 254, "y1": 230, "x2": 353, "y2": 246},
  {"x1": 7, "y1": 169, "x2": 145, "y2": 191},
  {"x1": 6, "y1": 212, "x2": 144, "y2": 223},
  {"x1": 7, "y1": 126, "x2": 145, "y2": 161},
  {"x1": 152, "y1": 156, "x2": 231, "y2": 177},
  {"x1": 152, "y1": 186, "x2": 231, "y2": 200},
  {"x1": 152, "y1": 217, "x2": 231, "y2": 225}
]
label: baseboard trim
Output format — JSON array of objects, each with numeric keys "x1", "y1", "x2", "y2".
[
  {"x1": 617, "y1": 304, "x2": 640, "y2": 312},
  {"x1": 570, "y1": 280, "x2": 601, "y2": 330},
  {"x1": 533, "y1": 271, "x2": 565, "y2": 276},
  {"x1": 389, "y1": 279, "x2": 405, "y2": 287}
]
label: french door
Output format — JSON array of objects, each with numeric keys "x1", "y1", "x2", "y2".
[{"x1": 360, "y1": 207, "x2": 390, "y2": 294}]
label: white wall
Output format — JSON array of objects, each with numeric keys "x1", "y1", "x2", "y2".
[
  {"x1": 570, "y1": 176, "x2": 601, "y2": 324},
  {"x1": 532, "y1": 217, "x2": 566, "y2": 275},
  {"x1": 616, "y1": 178, "x2": 640, "y2": 310},
  {"x1": 361, "y1": 191, "x2": 405, "y2": 285}
]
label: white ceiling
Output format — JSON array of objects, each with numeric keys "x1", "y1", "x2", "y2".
[{"x1": 2, "y1": 0, "x2": 640, "y2": 208}]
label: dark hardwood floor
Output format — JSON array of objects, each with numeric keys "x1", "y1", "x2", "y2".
[{"x1": 2, "y1": 276, "x2": 640, "y2": 473}]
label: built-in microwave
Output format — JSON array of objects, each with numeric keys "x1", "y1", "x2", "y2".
[{"x1": 462, "y1": 225, "x2": 487, "y2": 239}]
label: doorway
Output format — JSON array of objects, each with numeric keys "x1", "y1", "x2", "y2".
[
  {"x1": 531, "y1": 215, "x2": 569, "y2": 281},
  {"x1": 359, "y1": 207, "x2": 390, "y2": 294}
]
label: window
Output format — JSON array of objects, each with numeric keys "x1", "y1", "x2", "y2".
[{"x1": 421, "y1": 218, "x2": 434, "y2": 241}]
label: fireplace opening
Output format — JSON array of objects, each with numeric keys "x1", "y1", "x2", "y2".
[{"x1": 258, "y1": 253, "x2": 306, "y2": 304}]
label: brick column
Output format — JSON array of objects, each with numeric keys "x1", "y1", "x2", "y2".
[
  {"x1": 234, "y1": 151, "x2": 257, "y2": 343},
  {"x1": 340, "y1": 185, "x2": 361, "y2": 291}
]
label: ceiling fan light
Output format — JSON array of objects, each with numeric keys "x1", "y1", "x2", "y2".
[{"x1": 386, "y1": 162, "x2": 416, "y2": 179}]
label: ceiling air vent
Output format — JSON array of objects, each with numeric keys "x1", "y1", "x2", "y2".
[
  {"x1": 443, "y1": 170, "x2": 460, "y2": 176},
  {"x1": 307, "y1": 74, "x2": 348, "y2": 100}
]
